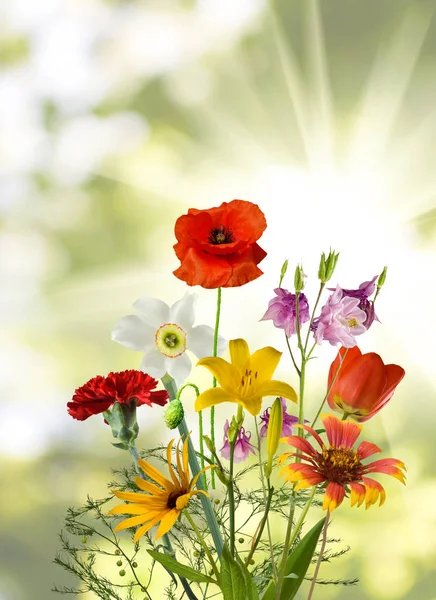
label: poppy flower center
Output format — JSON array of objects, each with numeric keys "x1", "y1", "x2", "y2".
[
  {"x1": 317, "y1": 446, "x2": 363, "y2": 484},
  {"x1": 208, "y1": 225, "x2": 235, "y2": 245},
  {"x1": 167, "y1": 489, "x2": 186, "y2": 509},
  {"x1": 155, "y1": 323, "x2": 186, "y2": 358}
]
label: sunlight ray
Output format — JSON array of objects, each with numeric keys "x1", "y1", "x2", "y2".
[{"x1": 349, "y1": 3, "x2": 433, "y2": 169}]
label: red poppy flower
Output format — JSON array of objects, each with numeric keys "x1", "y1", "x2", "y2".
[
  {"x1": 173, "y1": 199, "x2": 267, "y2": 288},
  {"x1": 327, "y1": 346, "x2": 405, "y2": 422},
  {"x1": 279, "y1": 414, "x2": 406, "y2": 511},
  {"x1": 67, "y1": 370, "x2": 169, "y2": 421}
]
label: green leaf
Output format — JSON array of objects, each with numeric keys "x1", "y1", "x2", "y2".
[
  {"x1": 261, "y1": 517, "x2": 325, "y2": 600},
  {"x1": 236, "y1": 555, "x2": 260, "y2": 600},
  {"x1": 147, "y1": 550, "x2": 217, "y2": 585},
  {"x1": 220, "y1": 546, "x2": 247, "y2": 600}
]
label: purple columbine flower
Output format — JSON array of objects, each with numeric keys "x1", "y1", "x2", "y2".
[
  {"x1": 221, "y1": 420, "x2": 256, "y2": 463},
  {"x1": 312, "y1": 286, "x2": 367, "y2": 348},
  {"x1": 259, "y1": 397, "x2": 300, "y2": 438},
  {"x1": 332, "y1": 275, "x2": 379, "y2": 329},
  {"x1": 260, "y1": 288, "x2": 310, "y2": 337}
]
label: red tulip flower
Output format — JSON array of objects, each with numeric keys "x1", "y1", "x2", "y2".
[
  {"x1": 327, "y1": 346, "x2": 405, "y2": 422},
  {"x1": 173, "y1": 199, "x2": 267, "y2": 288}
]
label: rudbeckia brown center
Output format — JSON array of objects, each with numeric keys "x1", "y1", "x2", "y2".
[
  {"x1": 208, "y1": 225, "x2": 235, "y2": 245},
  {"x1": 167, "y1": 490, "x2": 186, "y2": 509},
  {"x1": 317, "y1": 447, "x2": 363, "y2": 484}
]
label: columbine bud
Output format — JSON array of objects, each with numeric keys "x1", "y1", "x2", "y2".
[
  {"x1": 164, "y1": 399, "x2": 184, "y2": 429},
  {"x1": 227, "y1": 416, "x2": 240, "y2": 444},
  {"x1": 319, "y1": 250, "x2": 340, "y2": 283},
  {"x1": 279, "y1": 259, "x2": 289, "y2": 287},
  {"x1": 377, "y1": 266, "x2": 388, "y2": 289},
  {"x1": 294, "y1": 264, "x2": 305, "y2": 293},
  {"x1": 265, "y1": 397, "x2": 284, "y2": 479}
]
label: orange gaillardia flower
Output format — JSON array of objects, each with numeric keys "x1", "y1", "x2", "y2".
[
  {"x1": 173, "y1": 200, "x2": 267, "y2": 288},
  {"x1": 109, "y1": 437, "x2": 211, "y2": 541},
  {"x1": 327, "y1": 346, "x2": 405, "y2": 422},
  {"x1": 279, "y1": 414, "x2": 406, "y2": 511}
]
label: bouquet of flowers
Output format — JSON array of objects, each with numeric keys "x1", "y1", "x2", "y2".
[{"x1": 54, "y1": 199, "x2": 406, "y2": 600}]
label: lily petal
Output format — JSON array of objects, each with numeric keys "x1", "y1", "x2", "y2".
[
  {"x1": 229, "y1": 338, "x2": 251, "y2": 370},
  {"x1": 111, "y1": 315, "x2": 155, "y2": 351},
  {"x1": 250, "y1": 346, "x2": 282, "y2": 382},
  {"x1": 256, "y1": 380, "x2": 298, "y2": 403},
  {"x1": 196, "y1": 357, "x2": 240, "y2": 391},
  {"x1": 195, "y1": 387, "x2": 236, "y2": 412}
]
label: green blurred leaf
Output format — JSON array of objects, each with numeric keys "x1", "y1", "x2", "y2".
[
  {"x1": 220, "y1": 546, "x2": 247, "y2": 600},
  {"x1": 147, "y1": 550, "x2": 216, "y2": 585}
]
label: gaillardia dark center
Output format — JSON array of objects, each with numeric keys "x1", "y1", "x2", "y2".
[
  {"x1": 208, "y1": 225, "x2": 235, "y2": 245},
  {"x1": 317, "y1": 447, "x2": 363, "y2": 484}
]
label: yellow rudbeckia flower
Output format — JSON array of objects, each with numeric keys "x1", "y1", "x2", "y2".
[
  {"x1": 109, "y1": 436, "x2": 211, "y2": 541},
  {"x1": 195, "y1": 338, "x2": 298, "y2": 416}
]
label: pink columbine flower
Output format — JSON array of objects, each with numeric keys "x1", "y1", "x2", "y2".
[
  {"x1": 312, "y1": 286, "x2": 367, "y2": 348},
  {"x1": 221, "y1": 420, "x2": 256, "y2": 463},
  {"x1": 331, "y1": 275, "x2": 379, "y2": 329},
  {"x1": 259, "y1": 397, "x2": 300, "y2": 438},
  {"x1": 260, "y1": 288, "x2": 310, "y2": 337}
]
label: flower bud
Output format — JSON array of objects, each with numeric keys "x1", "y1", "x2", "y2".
[
  {"x1": 103, "y1": 402, "x2": 139, "y2": 446},
  {"x1": 319, "y1": 250, "x2": 340, "y2": 283},
  {"x1": 215, "y1": 467, "x2": 232, "y2": 486},
  {"x1": 227, "y1": 416, "x2": 240, "y2": 444},
  {"x1": 294, "y1": 264, "x2": 305, "y2": 293},
  {"x1": 202, "y1": 435, "x2": 216, "y2": 455},
  {"x1": 377, "y1": 266, "x2": 388, "y2": 289},
  {"x1": 279, "y1": 259, "x2": 289, "y2": 287},
  {"x1": 265, "y1": 397, "x2": 284, "y2": 478},
  {"x1": 164, "y1": 399, "x2": 184, "y2": 430}
]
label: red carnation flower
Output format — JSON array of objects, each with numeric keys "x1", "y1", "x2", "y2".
[
  {"x1": 67, "y1": 370, "x2": 169, "y2": 421},
  {"x1": 173, "y1": 199, "x2": 267, "y2": 288}
]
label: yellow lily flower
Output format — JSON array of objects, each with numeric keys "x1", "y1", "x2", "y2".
[{"x1": 195, "y1": 338, "x2": 298, "y2": 416}]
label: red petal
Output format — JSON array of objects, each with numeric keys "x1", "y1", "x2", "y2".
[
  {"x1": 173, "y1": 246, "x2": 232, "y2": 288},
  {"x1": 357, "y1": 441, "x2": 382, "y2": 460},
  {"x1": 323, "y1": 482, "x2": 345, "y2": 511},
  {"x1": 280, "y1": 435, "x2": 318, "y2": 457},
  {"x1": 224, "y1": 243, "x2": 267, "y2": 288},
  {"x1": 334, "y1": 353, "x2": 387, "y2": 414}
]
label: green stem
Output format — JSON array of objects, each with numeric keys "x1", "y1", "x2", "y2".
[
  {"x1": 287, "y1": 486, "x2": 317, "y2": 550},
  {"x1": 303, "y1": 283, "x2": 325, "y2": 355},
  {"x1": 162, "y1": 374, "x2": 224, "y2": 557},
  {"x1": 128, "y1": 444, "x2": 199, "y2": 600},
  {"x1": 310, "y1": 348, "x2": 348, "y2": 429},
  {"x1": 285, "y1": 334, "x2": 301, "y2": 376},
  {"x1": 228, "y1": 440, "x2": 236, "y2": 557},
  {"x1": 176, "y1": 383, "x2": 207, "y2": 489},
  {"x1": 274, "y1": 498, "x2": 295, "y2": 600},
  {"x1": 245, "y1": 484, "x2": 274, "y2": 566},
  {"x1": 307, "y1": 513, "x2": 329, "y2": 600},
  {"x1": 254, "y1": 417, "x2": 277, "y2": 579},
  {"x1": 184, "y1": 511, "x2": 220, "y2": 582},
  {"x1": 211, "y1": 286, "x2": 223, "y2": 489}
]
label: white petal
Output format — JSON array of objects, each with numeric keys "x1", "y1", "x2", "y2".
[
  {"x1": 166, "y1": 353, "x2": 192, "y2": 387},
  {"x1": 140, "y1": 347, "x2": 167, "y2": 379},
  {"x1": 187, "y1": 325, "x2": 227, "y2": 358},
  {"x1": 133, "y1": 296, "x2": 170, "y2": 328},
  {"x1": 169, "y1": 292, "x2": 197, "y2": 331},
  {"x1": 111, "y1": 315, "x2": 155, "y2": 351}
]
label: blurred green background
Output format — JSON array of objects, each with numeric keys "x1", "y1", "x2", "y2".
[{"x1": 1, "y1": 0, "x2": 436, "y2": 598}]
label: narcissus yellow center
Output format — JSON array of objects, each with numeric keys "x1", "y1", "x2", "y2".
[{"x1": 155, "y1": 323, "x2": 186, "y2": 358}]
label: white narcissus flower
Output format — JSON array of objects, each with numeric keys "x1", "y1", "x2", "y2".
[{"x1": 112, "y1": 292, "x2": 226, "y2": 387}]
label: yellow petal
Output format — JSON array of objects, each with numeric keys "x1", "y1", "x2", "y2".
[
  {"x1": 133, "y1": 513, "x2": 164, "y2": 542},
  {"x1": 109, "y1": 504, "x2": 150, "y2": 516},
  {"x1": 166, "y1": 439, "x2": 180, "y2": 486},
  {"x1": 134, "y1": 477, "x2": 167, "y2": 496},
  {"x1": 196, "y1": 357, "x2": 240, "y2": 391},
  {"x1": 250, "y1": 346, "x2": 282, "y2": 383},
  {"x1": 195, "y1": 387, "x2": 236, "y2": 412},
  {"x1": 239, "y1": 395, "x2": 263, "y2": 416},
  {"x1": 113, "y1": 513, "x2": 150, "y2": 531},
  {"x1": 111, "y1": 489, "x2": 151, "y2": 503},
  {"x1": 155, "y1": 508, "x2": 180, "y2": 539},
  {"x1": 138, "y1": 458, "x2": 174, "y2": 490},
  {"x1": 229, "y1": 338, "x2": 250, "y2": 370},
  {"x1": 256, "y1": 380, "x2": 298, "y2": 403}
]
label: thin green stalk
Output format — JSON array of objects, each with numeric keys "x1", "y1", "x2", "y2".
[
  {"x1": 176, "y1": 383, "x2": 206, "y2": 489},
  {"x1": 245, "y1": 484, "x2": 274, "y2": 566},
  {"x1": 211, "y1": 286, "x2": 223, "y2": 489},
  {"x1": 310, "y1": 348, "x2": 348, "y2": 428},
  {"x1": 274, "y1": 498, "x2": 295, "y2": 600},
  {"x1": 307, "y1": 513, "x2": 330, "y2": 600},
  {"x1": 254, "y1": 417, "x2": 277, "y2": 580},
  {"x1": 303, "y1": 283, "x2": 325, "y2": 354},
  {"x1": 184, "y1": 511, "x2": 220, "y2": 582},
  {"x1": 228, "y1": 440, "x2": 236, "y2": 557},
  {"x1": 162, "y1": 374, "x2": 224, "y2": 557},
  {"x1": 285, "y1": 334, "x2": 301, "y2": 376},
  {"x1": 287, "y1": 486, "x2": 317, "y2": 550}
]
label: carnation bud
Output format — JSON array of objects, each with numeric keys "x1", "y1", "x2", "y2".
[
  {"x1": 294, "y1": 264, "x2": 305, "y2": 293},
  {"x1": 265, "y1": 397, "x2": 284, "y2": 479},
  {"x1": 279, "y1": 259, "x2": 289, "y2": 287},
  {"x1": 164, "y1": 400, "x2": 184, "y2": 429},
  {"x1": 377, "y1": 266, "x2": 388, "y2": 289}
]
